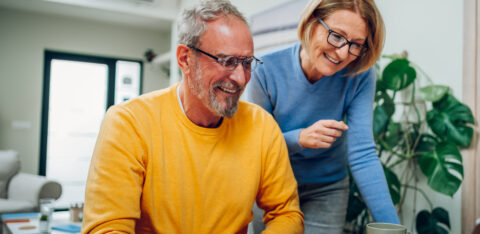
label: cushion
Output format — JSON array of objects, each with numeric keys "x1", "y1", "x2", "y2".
[
  {"x1": 0, "y1": 150, "x2": 20, "y2": 198},
  {"x1": 0, "y1": 198, "x2": 35, "y2": 214}
]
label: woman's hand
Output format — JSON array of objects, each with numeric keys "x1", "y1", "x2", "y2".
[{"x1": 299, "y1": 120, "x2": 349, "y2": 149}]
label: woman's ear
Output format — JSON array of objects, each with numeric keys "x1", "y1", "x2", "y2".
[{"x1": 177, "y1": 44, "x2": 192, "y2": 77}]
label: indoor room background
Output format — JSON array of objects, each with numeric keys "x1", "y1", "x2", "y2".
[{"x1": 0, "y1": 0, "x2": 478, "y2": 233}]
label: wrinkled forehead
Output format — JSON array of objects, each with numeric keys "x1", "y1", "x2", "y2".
[{"x1": 199, "y1": 15, "x2": 254, "y2": 56}]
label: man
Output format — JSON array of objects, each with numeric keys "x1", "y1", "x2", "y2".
[{"x1": 81, "y1": 0, "x2": 304, "y2": 233}]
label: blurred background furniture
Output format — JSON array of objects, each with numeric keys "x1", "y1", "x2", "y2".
[
  {"x1": 0, "y1": 150, "x2": 62, "y2": 214},
  {"x1": 473, "y1": 218, "x2": 480, "y2": 234}
]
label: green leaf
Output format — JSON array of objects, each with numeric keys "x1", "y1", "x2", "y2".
[
  {"x1": 418, "y1": 141, "x2": 463, "y2": 196},
  {"x1": 427, "y1": 94, "x2": 475, "y2": 147},
  {"x1": 383, "y1": 121, "x2": 401, "y2": 149},
  {"x1": 383, "y1": 166, "x2": 401, "y2": 205},
  {"x1": 416, "y1": 208, "x2": 450, "y2": 234},
  {"x1": 414, "y1": 134, "x2": 438, "y2": 154},
  {"x1": 432, "y1": 207, "x2": 450, "y2": 229},
  {"x1": 376, "y1": 79, "x2": 387, "y2": 92},
  {"x1": 374, "y1": 89, "x2": 395, "y2": 117},
  {"x1": 373, "y1": 87, "x2": 395, "y2": 143},
  {"x1": 381, "y1": 58, "x2": 416, "y2": 91},
  {"x1": 373, "y1": 105, "x2": 389, "y2": 136},
  {"x1": 419, "y1": 85, "x2": 449, "y2": 102}
]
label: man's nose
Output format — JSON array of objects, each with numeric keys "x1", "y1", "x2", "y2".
[{"x1": 228, "y1": 63, "x2": 248, "y2": 87}]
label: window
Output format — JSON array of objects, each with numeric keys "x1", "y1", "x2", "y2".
[{"x1": 40, "y1": 51, "x2": 143, "y2": 209}]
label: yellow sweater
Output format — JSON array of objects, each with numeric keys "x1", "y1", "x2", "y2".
[{"x1": 82, "y1": 84, "x2": 303, "y2": 234}]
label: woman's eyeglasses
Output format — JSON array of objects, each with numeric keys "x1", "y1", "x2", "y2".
[{"x1": 317, "y1": 18, "x2": 368, "y2": 57}]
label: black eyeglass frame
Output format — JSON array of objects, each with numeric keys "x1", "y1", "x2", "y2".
[
  {"x1": 187, "y1": 45, "x2": 263, "y2": 72},
  {"x1": 317, "y1": 18, "x2": 368, "y2": 57}
]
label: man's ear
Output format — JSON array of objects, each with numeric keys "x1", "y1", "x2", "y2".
[{"x1": 177, "y1": 44, "x2": 192, "y2": 77}]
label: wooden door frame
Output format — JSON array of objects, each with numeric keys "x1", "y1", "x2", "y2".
[{"x1": 462, "y1": 0, "x2": 480, "y2": 233}]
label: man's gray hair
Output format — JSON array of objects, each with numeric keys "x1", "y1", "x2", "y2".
[{"x1": 177, "y1": 0, "x2": 248, "y2": 47}]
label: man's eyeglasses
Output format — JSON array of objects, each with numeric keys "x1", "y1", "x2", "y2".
[
  {"x1": 317, "y1": 19, "x2": 368, "y2": 57},
  {"x1": 188, "y1": 45, "x2": 263, "y2": 72}
]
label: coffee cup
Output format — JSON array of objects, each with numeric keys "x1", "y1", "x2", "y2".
[{"x1": 366, "y1": 223, "x2": 410, "y2": 234}]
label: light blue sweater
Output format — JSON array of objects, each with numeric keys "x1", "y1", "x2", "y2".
[{"x1": 247, "y1": 42, "x2": 399, "y2": 223}]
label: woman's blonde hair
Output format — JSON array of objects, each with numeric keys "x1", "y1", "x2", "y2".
[{"x1": 297, "y1": 0, "x2": 385, "y2": 74}]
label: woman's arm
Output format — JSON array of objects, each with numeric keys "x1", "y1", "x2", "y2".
[{"x1": 346, "y1": 68, "x2": 400, "y2": 224}]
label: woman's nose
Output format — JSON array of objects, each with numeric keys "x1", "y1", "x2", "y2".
[{"x1": 335, "y1": 44, "x2": 350, "y2": 60}]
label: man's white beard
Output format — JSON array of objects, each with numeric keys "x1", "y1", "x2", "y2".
[{"x1": 188, "y1": 63, "x2": 242, "y2": 118}]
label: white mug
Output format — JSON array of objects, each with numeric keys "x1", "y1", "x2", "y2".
[{"x1": 366, "y1": 223, "x2": 411, "y2": 234}]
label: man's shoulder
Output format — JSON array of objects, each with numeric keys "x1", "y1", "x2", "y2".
[
  {"x1": 118, "y1": 85, "x2": 174, "y2": 110},
  {"x1": 106, "y1": 85, "x2": 175, "y2": 121},
  {"x1": 132, "y1": 85, "x2": 173, "y2": 104},
  {"x1": 236, "y1": 101, "x2": 276, "y2": 124}
]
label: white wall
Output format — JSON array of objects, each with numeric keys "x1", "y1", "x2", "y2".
[
  {"x1": 230, "y1": 0, "x2": 295, "y2": 18},
  {"x1": 375, "y1": 1, "x2": 463, "y2": 233},
  {"x1": 376, "y1": 0, "x2": 463, "y2": 97},
  {"x1": 179, "y1": 0, "x2": 294, "y2": 18},
  {"x1": 0, "y1": 7, "x2": 170, "y2": 174}
]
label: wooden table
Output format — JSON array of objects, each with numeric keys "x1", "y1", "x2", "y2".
[{"x1": 4, "y1": 211, "x2": 81, "y2": 234}]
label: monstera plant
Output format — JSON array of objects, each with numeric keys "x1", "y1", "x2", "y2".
[{"x1": 344, "y1": 52, "x2": 475, "y2": 234}]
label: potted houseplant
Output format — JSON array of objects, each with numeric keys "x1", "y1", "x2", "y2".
[{"x1": 344, "y1": 52, "x2": 475, "y2": 234}]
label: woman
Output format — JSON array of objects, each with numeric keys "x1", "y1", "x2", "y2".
[{"x1": 248, "y1": 0, "x2": 400, "y2": 233}]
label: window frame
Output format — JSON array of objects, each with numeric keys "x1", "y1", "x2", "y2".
[{"x1": 39, "y1": 50, "x2": 143, "y2": 176}]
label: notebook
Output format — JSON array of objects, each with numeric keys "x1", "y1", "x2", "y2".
[{"x1": 51, "y1": 224, "x2": 81, "y2": 233}]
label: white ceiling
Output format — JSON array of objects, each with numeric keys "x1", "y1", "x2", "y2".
[{"x1": 0, "y1": 0, "x2": 179, "y2": 31}]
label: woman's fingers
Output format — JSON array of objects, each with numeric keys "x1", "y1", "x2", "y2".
[
  {"x1": 320, "y1": 119, "x2": 349, "y2": 131},
  {"x1": 300, "y1": 120, "x2": 349, "y2": 149}
]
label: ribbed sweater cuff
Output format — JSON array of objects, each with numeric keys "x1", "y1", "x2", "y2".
[{"x1": 283, "y1": 129, "x2": 304, "y2": 155}]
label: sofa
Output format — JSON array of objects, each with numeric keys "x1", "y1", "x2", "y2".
[{"x1": 0, "y1": 150, "x2": 62, "y2": 214}]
